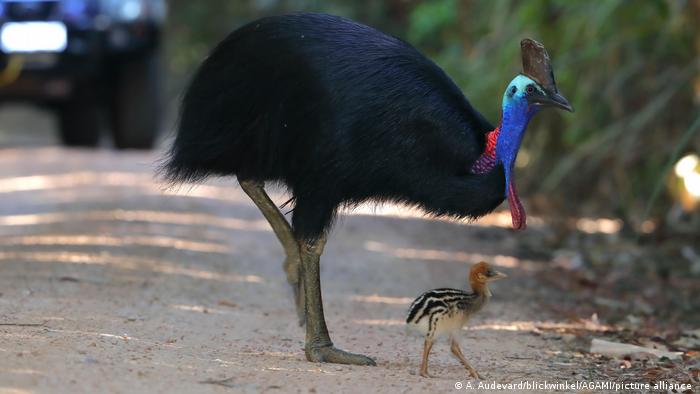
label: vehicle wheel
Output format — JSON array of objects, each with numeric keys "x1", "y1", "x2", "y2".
[
  {"x1": 58, "y1": 85, "x2": 101, "y2": 147},
  {"x1": 109, "y1": 50, "x2": 161, "y2": 150}
]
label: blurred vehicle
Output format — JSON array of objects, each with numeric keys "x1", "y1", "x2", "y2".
[{"x1": 0, "y1": 0, "x2": 166, "y2": 149}]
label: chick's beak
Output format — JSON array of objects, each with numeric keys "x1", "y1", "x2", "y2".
[
  {"x1": 527, "y1": 89, "x2": 574, "y2": 112},
  {"x1": 489, "y1": 271, "x2": 508, "y2": 281}
]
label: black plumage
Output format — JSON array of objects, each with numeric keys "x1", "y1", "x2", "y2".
[
  {"x1": 161, "y1": 13, "x2": 572, "y2": 366},
  {"x1": 164, "y1": 13, "x2": 505, "y2": 241}
]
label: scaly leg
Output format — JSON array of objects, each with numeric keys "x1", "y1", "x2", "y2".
[
  {"x1": 300, "y1": 237, "x2": 376, "y2": 365},
  {"x1": 239, "y1": 180, "x2": 305, "y2": 324},
  {"x1": 450, "y1": 338, "x2": 483, "y2": 379},
  {"x1": 420, "y1": 338, "x2": 435, "y2": 378}
]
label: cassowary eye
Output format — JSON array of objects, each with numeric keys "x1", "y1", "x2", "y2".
[
  {"x1": 526, "y1": 85, "x2": 534, "y2": 93},
  {"x1": 510, "y1": 86, "x2": 517, "y2": 94}
]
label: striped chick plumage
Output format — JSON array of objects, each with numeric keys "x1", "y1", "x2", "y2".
[
  {"x1": 406, "y1": 288, "x2": 487, "y2": 339},
  {"x1": 405, "y1": 262, "x2": 506, "y2": 379}
]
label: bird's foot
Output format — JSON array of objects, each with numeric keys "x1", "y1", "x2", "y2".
[
  {"x1": 305, "y1": 345, "x2": 376, "y2": 366},
  {"x1": 419, "y1": 370, "x2": 436, "y2": 378}
]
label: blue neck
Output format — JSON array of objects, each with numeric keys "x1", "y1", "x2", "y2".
[{"x1": 495, "y1": 101, "x2": 538, "y2": 194}]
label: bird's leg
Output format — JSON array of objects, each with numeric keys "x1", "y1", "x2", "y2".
[
  {"x1": 239, "y1": 180, "x2": 305, "y2": 324},
  {"x1": 420, "y1": 338, "x2": 435, "y2": 378},
  {"x1": 450, "y1": 338, "x2": 483, "y2": 379},
  {"x1": 300, "y1": 236, "x2": 376, "y2": 366}
]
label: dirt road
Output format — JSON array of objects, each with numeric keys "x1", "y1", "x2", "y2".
[{"x1": 0, "y1": 113, "x2": 598, "y2": 393}]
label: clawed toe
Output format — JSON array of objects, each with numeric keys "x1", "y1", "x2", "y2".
[{"x1": 306, "y1": 345, "x2": 376, "y2": 366}]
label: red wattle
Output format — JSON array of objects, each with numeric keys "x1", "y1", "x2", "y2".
[
  {"x1": 470, "y1": 126, "x2": 527, "y2": 230},
  {"x1": 483, "y1": 127, "x2": 499, "y2": 158},
  {"x1": 470, "y1": 127, "x2": 500, "y2": 174},
  {"x1": 507, "y1": 180, "x2": 526, "y2": 230}
]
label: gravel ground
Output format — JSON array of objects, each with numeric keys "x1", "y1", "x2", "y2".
[{"x1": 0, "y1": 107, "x2": 589, "y2": 393}]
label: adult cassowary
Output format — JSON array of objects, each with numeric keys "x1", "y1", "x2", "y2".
[{"x1": 163, "y1": 13, "x2": 573, "y2": 366}]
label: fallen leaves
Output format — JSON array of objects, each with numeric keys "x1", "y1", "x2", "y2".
[
  {"x1": 217, "y1": 299, "x2": 238, "y2": 308},
  {"x1": 673, "y1": 329, "x2": 700, "y2": 351}
]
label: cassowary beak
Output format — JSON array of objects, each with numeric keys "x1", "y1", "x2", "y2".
[{"x1": 527, "y1": 89, "x2": 574, "y2": 112}]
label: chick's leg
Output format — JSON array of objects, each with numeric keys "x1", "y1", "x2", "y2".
[
  {"x1": 239, "y1": 180, "x2": 305, "y2": 324},
  {"x1": 300, "y1": 237, "x2": 376, "y2": 366},
  {"x1": 420, "y1": 338, "x2": 435, "y2": 378},
  {"x1": 450, "y1": 339, "x2": 483, "y2": 379}
]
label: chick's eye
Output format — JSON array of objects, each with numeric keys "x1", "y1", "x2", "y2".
[{"x1": 526, "y1": 85, "x2": 534, "y2": 93}]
